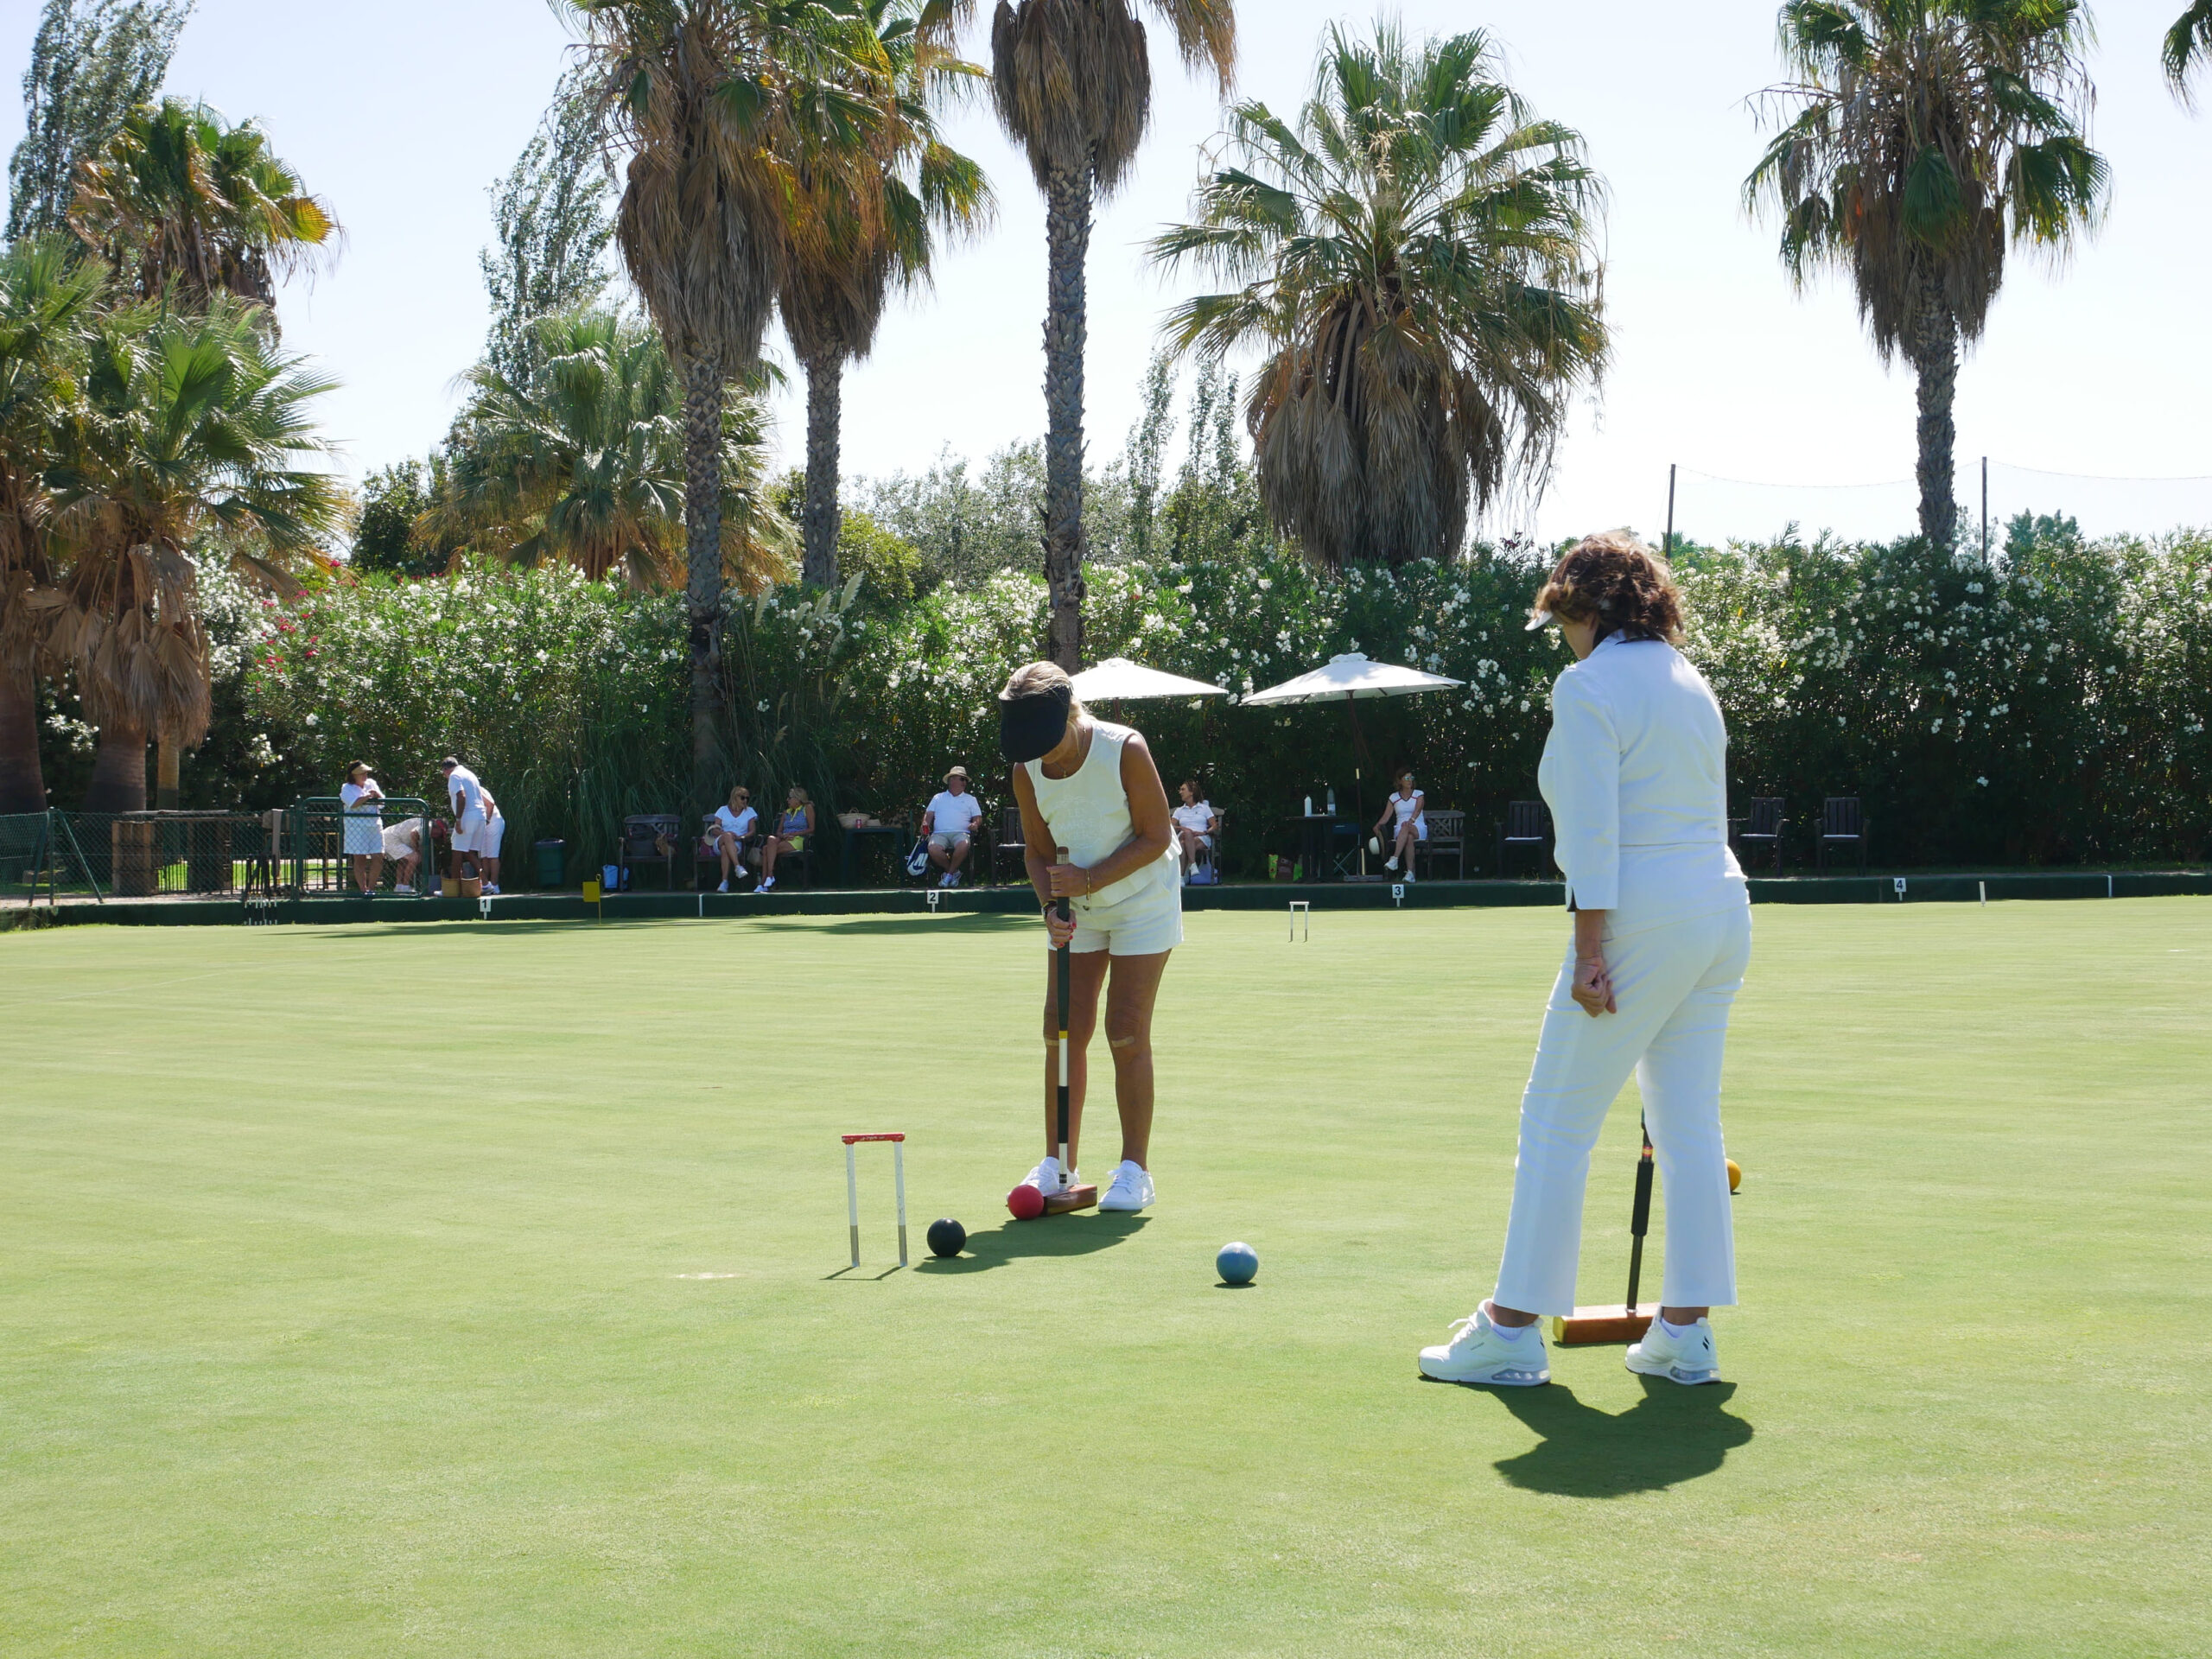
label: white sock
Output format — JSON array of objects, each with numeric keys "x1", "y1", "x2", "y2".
[
  {"x1": 1658, "y1": 1316, "x2": 1697, "y2": 1338},
  {"x1": 1487, "y1": 1309, "x2": 1528, "y2": 1340}
]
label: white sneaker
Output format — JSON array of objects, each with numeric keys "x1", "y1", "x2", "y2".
[
  {"x1": 947, "y1": 872, "x2": 961, "y2": 887},
  {"x1": 1626, "y1": 1317, "x2": 1721, "y2": 1385},
  {"x1": 1384, "y1": 855, "x2": 1400, "y2": 871},
  {"x1": 759, "y1": 876, "x2": 776, "y2": 892},
  {"x1": 1417, "y1": 1306, "x2": 1550, "y2": 1386},
  {"x1": 1404, "y1": 868, "x2": 1416, "y2": 882},
  {"x1": 1097, "y1": 1160, "x2": 1154, "y2": 1211},
  {"x1": 394, "y1": 885, "x2": 415, "y2": 895},
  {"x1": 483, "y1": 884, "x2": 499, "y2": 894},
  {"x1": 1020, "y1": 1155, "x2": 1073, "y2": 1196},
  {"x1": 718, "y1": 879, "x2": 730, "y2": 893}
]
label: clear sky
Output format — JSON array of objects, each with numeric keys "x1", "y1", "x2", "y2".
[{"x1": 7, "y1": 0, "x2": 2209, "y2": 544}]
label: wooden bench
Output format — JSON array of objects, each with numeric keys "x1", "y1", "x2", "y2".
[{"x1": 1416, "y1": 809, "x2": 1466, "y2": 880}]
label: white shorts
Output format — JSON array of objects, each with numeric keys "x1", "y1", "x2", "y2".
[
  {"x1": 342, "y1": 815, "x2": 384, "y2": 855},
  {"x1": 1068, "y1": 883, "x2": 1184, "y2": 957},
  {"x1": 478, "y1": 816, "x2": 506, "y2": 856},
  {"x1": 453, "y1": 807, "x2": 486, "y2": 853}
]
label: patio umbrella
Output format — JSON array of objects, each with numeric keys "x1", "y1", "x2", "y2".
[
  {"x1": 1243, "y1": 653, "x2": 1464, "y2": 874},
  {"x1": 1070, "y1": 658, "x2": 1230, "y2": 702}
]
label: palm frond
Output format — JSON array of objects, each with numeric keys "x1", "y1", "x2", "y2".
[{"x1": 1146, "y1": 22, "x2": 1605, "y2": 569}]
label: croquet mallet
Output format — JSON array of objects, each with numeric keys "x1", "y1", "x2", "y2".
[
  {"x1": 1044, "y1": 846, "x2": 1098, "y2": 1214},
  {"x1": 1551, "y1": 1118, "x2": 1660, "y2": 1345}
]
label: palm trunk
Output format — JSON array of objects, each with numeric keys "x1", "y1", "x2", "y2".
[
  {"x1": 0, "y1": 667, "x2": 46, "y2": 814},
  {"x1": 682, "y1": 354, "x2": 726, "y2": 800},
  {"x1": 156, "y1": 732, "x2": 181, "y2": 810},
  {"x1": 800, "y1": 352, "x2": 842, "y2": 590},
  {"x1": 83, "y1": 718, "x2": 149, "y2": 814},
  {"x1": 1912, "y1": 274, "x2": 1960, "y2": 550},
  {"x1": 1042, "y1": 165, "x2": 1093, "y2": 672}
]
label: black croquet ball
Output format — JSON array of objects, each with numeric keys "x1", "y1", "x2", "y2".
[{"x1": 926, "y1": 1217, "x2": 967, "y2": 1258}]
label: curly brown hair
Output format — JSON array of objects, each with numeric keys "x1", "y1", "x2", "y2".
[{"x1": 1532, "y1": 531, "x2": 1684, "y2": 645}]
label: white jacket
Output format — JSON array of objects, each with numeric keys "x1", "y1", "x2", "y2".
[{"x1": 1536, "y1": 635, "x2": 1748, "y2": 937}]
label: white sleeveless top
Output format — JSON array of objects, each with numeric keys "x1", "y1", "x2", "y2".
[{"x1": 1024, "y1": 721, "x2": 1179, "y2": 909}]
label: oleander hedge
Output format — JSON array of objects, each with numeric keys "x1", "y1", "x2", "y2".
[{"x1": 236, "y1": 521, "x2": 2211, "y2": 882}]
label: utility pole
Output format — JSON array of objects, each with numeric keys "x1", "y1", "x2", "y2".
[
  {"x1": 1981, "y1": 456, "x2": 1990, "y2": 563},
  {"x1": 1664, "y1": 463, "x2": 1676, "y2": 560}
]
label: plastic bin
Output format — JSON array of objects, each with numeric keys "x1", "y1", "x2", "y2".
[{"x1": 533, "y1": 838, "x2": 566, "y2": 889}]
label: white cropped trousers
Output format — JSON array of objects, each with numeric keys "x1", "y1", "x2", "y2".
[{"x1": 1492, "y1": 904, "x2": 1753, "y2": 1318}]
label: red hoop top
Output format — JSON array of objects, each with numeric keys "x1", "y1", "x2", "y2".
[{"x1": 841, "y1": 1133, "x2": 906, "y2": 1144}]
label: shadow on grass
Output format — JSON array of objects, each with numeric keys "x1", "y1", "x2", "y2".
[
  {"x1": 914, "y1": 1211, "x2": 1149, "y2": 1273},
  {"x1": 795, "y1": 913, "x2": 1036, "y2": 938},
  {"x1": 1472, "y1": 1379, "x2": 1751, "y2": 1497}
]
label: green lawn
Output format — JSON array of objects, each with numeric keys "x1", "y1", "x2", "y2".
[{"x1": 3, "y1": 901, "x2": 2208, "y2": 1657}]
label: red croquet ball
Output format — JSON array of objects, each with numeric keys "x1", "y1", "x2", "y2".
[{"x1": 1007, "y1": 1183, "x2": 1046, "y2": 1220}]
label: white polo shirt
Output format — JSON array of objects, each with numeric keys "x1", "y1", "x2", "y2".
[{"x1": 926, "y1": 790, "x2": 983, "y2": 838}]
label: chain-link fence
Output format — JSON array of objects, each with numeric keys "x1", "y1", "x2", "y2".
[
  {"x1": 3, "y1": 800, "x2": 451, "y2": 906},
  {"x1": 286, "y1": 797, "x2": 441, "y2": 899}
]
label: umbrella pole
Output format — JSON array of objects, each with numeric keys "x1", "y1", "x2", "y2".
[{"x1": 1345, "y1": 692, "x2": 1375, "y2": 875}]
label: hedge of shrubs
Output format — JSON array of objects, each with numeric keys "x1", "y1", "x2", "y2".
[{"x1": 238, "y1": 519, "x2": 2211, "y2": 884}]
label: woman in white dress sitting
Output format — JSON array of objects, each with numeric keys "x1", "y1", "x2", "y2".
[
  {"x1": 1373, "y1": 769, "x2": 1426, "y2": 879},
  {"x1": 340, "y1": 762, "x2": 385, "y2": 896},
  {"x1": 1170, "y1": 780, "x2": 1220, "y2": 880},
  {"x1": 707, "y1": 785, "x2": 759, "y2": 892}
]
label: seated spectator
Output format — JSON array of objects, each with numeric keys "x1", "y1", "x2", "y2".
[
  {"x1": 1374, "y1": 768, "x2": 1426, "y2": 880},
  {"x1": 707, "y1": 785, "x2": 759, "y2": 892},
  {"x1": 922, "y1": 765, "x2": 984, "y2": 888},
  {"x1": 1171, "y1": 779, "x2": 1220, "y2": 879},
  {"x1": 758, "y1": 785, "x2": 814, "y2": 892},
  {"x1": 381, "y1": 816, "x2": 425, "y2": 894}
]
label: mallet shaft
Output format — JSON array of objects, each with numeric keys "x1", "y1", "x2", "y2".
[
  {"x1": 1055, "y1": 847, "x2": 1071, "y2": 1176},
  {"x1": 1625, "y1": 1121, "x2": 1656, "y2": 1311}
]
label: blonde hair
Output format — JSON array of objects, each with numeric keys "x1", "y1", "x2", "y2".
[
  {"x1": 1001, "y1": 660, "x2": 1088, "y2": 721},
  {"x1": 786, "y1": 785, "x2": 810, "y2": 806}
]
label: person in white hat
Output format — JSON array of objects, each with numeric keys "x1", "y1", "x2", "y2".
[
  {"x1": 921, "y1": 765, "x2": 984, "y2": 888},
  {"x1": 438, "y1": 756, "x2": 485, "y2": 885},
  {"x1": 1416, "y1": 532, "x2": 1751, "y2": 1389}
]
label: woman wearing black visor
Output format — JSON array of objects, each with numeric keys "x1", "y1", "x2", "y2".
[{"x1": 1001, "y1": 659, "x2": 1181, "y2": 1214}]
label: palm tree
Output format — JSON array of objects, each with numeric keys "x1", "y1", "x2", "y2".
[
  {"x1": 781, "y1": 0, "x2": 992, "y2": 589},
  {"x1": 2164, "y1": 3, "x2": 2212, "y2": 100},
  {"x1": 45, "y1": 296, "x2": 343, "y2": 812},
  {"x1": 1746, "y1": 1, "x2": 2107, "y2": 548},
  {"x1": 68, "y1": 96, "x2": 341, "y2": 322},
  {"x1": 973, "y1": 0, "x2": 1236, "y2": 668},
  {"x1": 1146, "y1": 24, "x2": 1606, "y2": 569},
  {"x1": 565, "y1": 0, "x2": 896, "y2": 793},
  {"x1": 440, "y1": 307, "x2": 792, "y2": 591},
  {"x1": 0, "y1": 238, "x2": 105, "y2": 813}
]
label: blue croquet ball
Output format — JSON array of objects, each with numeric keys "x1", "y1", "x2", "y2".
[
  {"x1": 1216, "y1": 1242, "x2": 1259, "y2": 1285},
  {"x1": 926, "y1": 1217, "x2": 967, "y2": 1257}
]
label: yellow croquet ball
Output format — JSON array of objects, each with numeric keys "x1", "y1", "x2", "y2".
[{"x1": 1726, "y1": 1158, "x2": 1743, "y2": 1193}]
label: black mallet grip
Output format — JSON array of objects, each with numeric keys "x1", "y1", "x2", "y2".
[{"x1": 1624, "y1": 1122, "x2": 1656, "y2": 1312}]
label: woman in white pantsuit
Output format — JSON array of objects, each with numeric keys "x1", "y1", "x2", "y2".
[{"x1": 1420, "y1": 533, "x2": 1751, "y2": 1389}]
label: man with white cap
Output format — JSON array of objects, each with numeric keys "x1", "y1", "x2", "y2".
[
  {"x1": 438, "y1": 756, "x2": 486, "y2": 884},
  {"x1": 920, "y1": 765, "x2": 984, "y2": 888}
]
